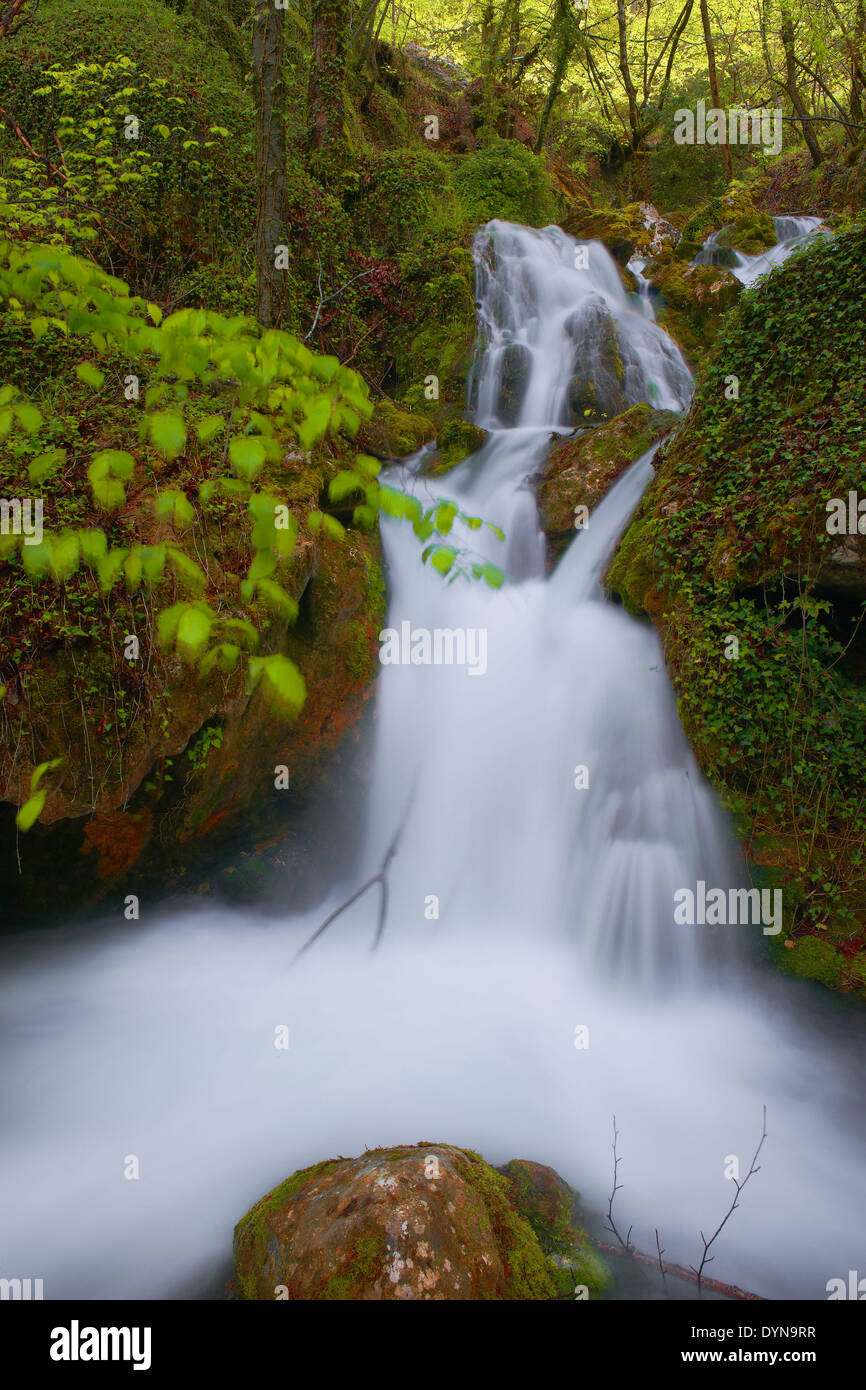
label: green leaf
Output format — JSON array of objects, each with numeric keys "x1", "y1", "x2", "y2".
[
  {"x1": 165, "y1": 547, "x2": 206, "y2": 592},
  {"x1": 198, "y1": 643, "x2": 240, "y2": 679},
  {"x1": 29, "y1": 447, "x2": 65, "y2": 484},
  {"x1": 21, "y1": 540, "x2": 52, "y2": 579},
  {"x1": 148, "y1": 412, "x2": 187, "y2": 461},
  {"x1": 16, "y1": 789, "x2": 47, "y2": 832},
  {"x1": 252, "y1": 579, "x2": 298, "y2": 621},
  {"x1": 248, "y1": 654, "x2": 306, "y2": 717},
  {"x1": 49, "y1": 532, "x2": 80, "y2": 581},
  {"x1": 328, "y1": 470, "x2": 363, "y2": 502},
  {"x1": 430, "y1": 546, "x2": 456, "y2": 575},
  {"x1": 154, "y1": 488, "x2": 195, "y2": 527},
  {"x1": 76, "y1": 362, "x2": 105, "y2": 390},
  {"x1": 77, "y1": 529, "x2": 108, "y2": 566},
  {"x1": 97, "y1": 547, "x2": 128, "y2": 591},
  {"x1": 321, "y1": 513, "x2": 345, "y2": 541},
  {"x1": 14, "y1": 402, "x2": 43, "y2": 434},
  {"x1": 197, "y1": 414, "x2": 224, "y2": 444},
  {"x1": 228, "y1": 435, "x2": 266, "y2": 478},
  {"x1": 30, "y1": 756, "x2": 63, "y2": 792},
  {"x1": 247, "y1": 548, "x2": 276, "y2": 582},
  {"x1": 176, "y1": 605, "x2": 214, "y2": 663}
]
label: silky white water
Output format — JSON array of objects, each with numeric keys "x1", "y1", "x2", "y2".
[
  {"x1": 693, "y1": 214, "x2": 827, "y2": 284},
  {"x1": 1, "y1": 221, "x2": 863, "y2": 1302}
]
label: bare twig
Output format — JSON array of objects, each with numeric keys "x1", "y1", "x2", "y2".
[
  {"x1": 604, "y1": 1115, "x2": 634, "y2": 1253},
  {"x1": 690, "y1": 1105, "x2": 768, "y2": 1297},
  {"x1": 293, "y1": 792, "x2": 415, "y2": 960}
]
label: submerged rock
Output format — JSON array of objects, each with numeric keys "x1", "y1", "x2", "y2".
[{"x1": 232, "y1": 1143, "x2": 558, "y2": 1300}]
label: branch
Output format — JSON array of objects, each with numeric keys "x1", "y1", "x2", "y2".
[
  {"x1": 604, "y1": 1115, "x2": 634, "y2": 1253},
  {"x1": 293, "y1": 793, "x2": 415, "y2": 960},
  {"x1": 690, "y1": 1105, "x2": 768, "y2": 1298}
]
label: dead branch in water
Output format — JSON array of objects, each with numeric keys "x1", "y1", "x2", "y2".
[{"x1": 293, "y1": 797, "x2": 414, "y2": 961}]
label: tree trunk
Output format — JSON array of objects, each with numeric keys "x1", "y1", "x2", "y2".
[
  {"x1": 308, "y1": 0, "x2": 351, "y2": 153},
  {"x1": 780, "y1": 4, "x2": 823, "y2": 166},
  {"x1": 253, "y1": 0, "x2": 287, "y2": 329},
  {"x1": 616, "y1": 0, "x2": 641, "y2": 155},
  {"x1": 699, "y1": 0, "x2": 733, "y2": 179},
  {"x1": 534, "y1": 0, "x2": 575, "y2": 153}
]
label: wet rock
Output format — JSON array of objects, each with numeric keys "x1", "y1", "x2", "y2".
[
  {"x1": 560, "y1": 204, "x2": 650, "y2": 266},
  {"x1": 563, "y1": 302, "x2": 628, "y2": 424},
  {"x1": 539, "y1": 404, "x2": 680, "y2": 562},
  {"x1": 642, "y1": 252, "x2": 741, "y2": 355},
  {"x1": 232, "y1": 1143, "x2": 557, "y2": 1300},
  {"x1": 496, "y1": 341, "x2": 533, "y2": 425},
  {"x1": 426, "y1": 418, "x2": 488, "y2": 476}
]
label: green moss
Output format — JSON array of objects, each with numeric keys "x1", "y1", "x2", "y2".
[
  {"x1": 607, "y1": 221, "x2": 866, "y2": 994},
  {"x1": 454, "y1": 139, "x2": 559, "y2": 228},
  {"x1": 429, "y1": 419, "x2": 487, "y2": 475},
  {"x1": 457, "y1": 1149, "x2": 556, "y2": 1300},
  {"x1": 717, "y1": 211, "x2": 777, "y2": 255}
]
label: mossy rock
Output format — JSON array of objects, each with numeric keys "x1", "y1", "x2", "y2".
[
  {"x1": 643, "y1": 254, "x2": 741, "y2": 355},
  {"x1": 717, "y1": 211, "x2": 777, "y2": 255},
  {"x1": 355, "y1": 398, "x2": 436, "y2": 458},
  {"x1": 561, "y1": 203, "x2": 650, "y2": 266},
  {"x1": 232, "y1": 1143, "x2": 557, "y2": 1300},
  {"x1": 427, "y1": 418, "x2": 488, "y2": 476},
  {"x1": 540, "y1": 405, "x2": 680, "y2": 561},
  {"x1": 604, "y1": 222, "x2": 866, "y2": 996}
]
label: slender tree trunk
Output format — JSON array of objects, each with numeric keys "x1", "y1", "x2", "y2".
[
  {"x1": 253, "y1": 0, "x2": 287, "y2": 329},
  {"x1": 616, "y1": 0, "x2": 640, "y2": 147},
  {"x1": 308, "y1": 0, "x2": 351, "y2": 153},
  {"x1": 700, "y1": 0, "x2": 733, "y2": 179},
  {"x1": 780, "y1": 3, "x2": 823, "y2": 166},
  {"x1": 534, "y1": 0, "x2": 575, "y2": 153}
]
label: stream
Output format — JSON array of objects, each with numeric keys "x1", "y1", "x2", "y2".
[{"x1": 1, "y1": 217, "x2": 863, "y2": 1302}]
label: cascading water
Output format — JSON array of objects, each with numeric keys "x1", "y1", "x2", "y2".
[
  {"x1": 1, "y1": 220, "x2": 864, "y2": 1303},
  {"x1": 693, "y1": 214, "x2": 827, "y2": 284}
]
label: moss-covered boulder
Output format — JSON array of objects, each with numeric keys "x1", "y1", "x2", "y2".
[
  {"x1": 717, "y1": 211, "x2": 777, "y2": 255},
  {"x1": 356, "y1": 398, "x2": 436, "y2": 458},
  {"x1": 539, "y1": 405, "x2": 680, "y2": 561},
  {"x1": 561, "y1": 203, "x2": 650, "y2": 266},
  {"x1": 426, "y1": 418, "x2": 488, "y2": 476},
  {"x1": 232, "y1": 1144, "x2": 557, "y2": 1300},
  {"x1": 642, "y1": 252, "x2": 741, "y2": 355},
  {"x1": 604, "y1": 221, "x2": 866, "y2": 997},
  {"x1": 563, "y1": 305, "x2": 628, "y2": 423}
]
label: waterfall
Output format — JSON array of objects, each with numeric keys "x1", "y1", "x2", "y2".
[
  {"x1": 692, "y1": 215, "x2": 827, "y2": 284},
  {"x1": 0, "y1": 220, "x2": 863, "y2": 1303}
]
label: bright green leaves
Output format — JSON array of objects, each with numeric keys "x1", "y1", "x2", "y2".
[
  {"x1": 75, "y1": 362, "x2": 105, "y2": 391},
  {"x1": 0, "y1": 389, "x2": 44, "y2": 444},
  {"x1": 87, "y1": 448, "x2": 135, "y2": 511},
  {"x1": 153, "y1": 488, "x2": 195, "y2": 529},
  {"x1": 240, "y1": 578, "x2": 298, "y2": 621},
  {"x1": 28, "y1": 447, "x2": 66, "y2": 486},
  {"x1": 147, "y1": 411, "x2": 187, "y2": 461},
  {"x1": 158, "y1": 601, "x2": 260, "y2": 677},
  {"x1": 248, "y1": 655, "x2": 306, "y2": 717},
  {"x1": 229, "y1": 435, "x2": 267, "y2": 478},
  {"x1": 16, "y1": 758, "x2": 63, "y2": 833}
]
